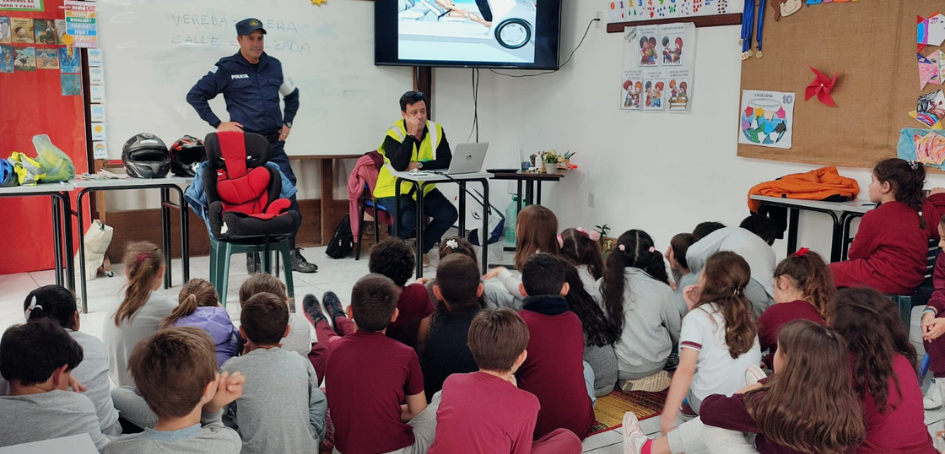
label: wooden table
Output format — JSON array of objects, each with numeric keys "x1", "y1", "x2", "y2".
[{"x1": 487, "y1": 169, "x2": 569, "y2": 211}]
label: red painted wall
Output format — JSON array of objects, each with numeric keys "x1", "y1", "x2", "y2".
[{"x1": 0, "y1": 0, "x2": 88, "y2": 274}]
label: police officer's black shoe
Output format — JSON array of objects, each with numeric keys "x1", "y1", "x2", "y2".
[
  {"x1": 246, "y1": 252, "x2": 260, "y2": 275},
  {"x1": 290, "y1": 249, "x2": 317, "y2": 273}
]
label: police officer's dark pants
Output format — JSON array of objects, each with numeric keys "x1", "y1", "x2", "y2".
[
  {"x1": 377, "y1": 189, "x2": 458, "y2": 254},
  {"x1": 267, "y1": 140, "x2": 301, "y2": 248}
]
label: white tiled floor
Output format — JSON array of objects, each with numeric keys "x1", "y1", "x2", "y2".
[{"x1": 4, "y1": 250, "x2": 945, "y2": 452}]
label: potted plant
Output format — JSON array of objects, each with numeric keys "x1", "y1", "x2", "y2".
[
  {"x1": 595, "y1": 224, "x2": 617, "y2": 256},
  {"x1": 562, "y1": 151, "x2": 575, "y2": 168},
  {"x1": 542, "y1": 150, "x2": 561, "y2": 174}
]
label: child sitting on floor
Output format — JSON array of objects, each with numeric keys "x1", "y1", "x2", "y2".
[
  {"x1": 161, "y1": 278, "x2": 240, "y2": 368},
  {"x1": 3, "y1": 285, "x2": 122, "y2": 436},
  {"x1": 756, "y1": 249, "x2": 833, "y2": 369},
  {"x1": 922, "y1": 215, "x2": 945, "y2": 409},
  {"x1": 422, "y1": 236, "x2": 516, "y2": 310},
  {"x1": 103, "y1": 242, "x2": 177, "y2": 387},
  {"x1": 516, "y1": 253, "x2": 595, "y2": 441},
  {"x1": 238, "y1": 273, "x2": 311, "y2": 358},
  {"x1": 561, "y1": 260, "x2": 620, "y2": 398},
  {"x1": 220, "y1": 293, "x2": 327, "y2": 454},
  {"x1": 418, "y1": 254, "x2": 485, "y2": 401},
  {"x1": 324, "y1": 274, "x2": 438, "y2": 454},
  {"x1": 428, "y1": 308, "x2": 583, "y2": 454},
  {"x1": 484, "y1": 205, "x2": 561, "y2": 303},
  {"x1": 600, "y1": 229, "x2": 680, "y2": 387},
  {"x1": 0, "y1": 321, "x2": 110, "y2": 450},
  {"x1": 369, "y1": 238, "x2": 433, "y2": 350},
  {"x1": 666, "y1": 233, "x2": 697, "y2": 317},
  {"x1": 559, "y1": 227, "x2": 605, "y2": 296},
  {"x1": 103, "y1": 327, "x2": 244, "y2": 454}
]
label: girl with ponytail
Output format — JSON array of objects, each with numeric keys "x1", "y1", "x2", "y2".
[
  {"x1": 161, "y1": 279, "x2": 240, "y2": 367},
  {"x1": 103, "y1": 242, "x2": 177, "y2": 387},
  {"x1": 600, "y1": 230, "x2": 681, "y2": 381}
]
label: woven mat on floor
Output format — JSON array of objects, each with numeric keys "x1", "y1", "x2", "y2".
[{"x1": 589, "y1": 389, "x2": 668, "y2": 434}]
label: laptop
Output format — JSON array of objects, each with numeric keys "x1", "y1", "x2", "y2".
[{"x1": 428, "y1": 142, "x2": 489, "y2": 175}]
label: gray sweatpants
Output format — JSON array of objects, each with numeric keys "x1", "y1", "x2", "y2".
[{"x1": 111, "y1": 386, "x2": 158, "y2": 429}]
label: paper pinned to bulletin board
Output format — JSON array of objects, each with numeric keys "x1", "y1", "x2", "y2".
[{"x1": 738, "y1": 90, "x2": 795, "y2": 149}]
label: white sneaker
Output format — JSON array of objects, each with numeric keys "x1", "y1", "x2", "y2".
[
  {"x1": 924, "y1": 377, "x2": 945, "y2": 409},
  {"x1": 745, "y1": 365, "x2": 767, "y2": 386},
  {"x1": 622, "y1": 412, "x2": 649, "y2": 454}
]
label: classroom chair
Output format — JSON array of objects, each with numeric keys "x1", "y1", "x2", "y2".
[
  {"x1": 354, "y1": 183, "x2": 393, "y2": 260},
  {"x1": 888, "y1": 239, "x2": 940, "y2": 329},
  {"x1": 202, "y1": 131, "x2": 300, "y2": 303}
]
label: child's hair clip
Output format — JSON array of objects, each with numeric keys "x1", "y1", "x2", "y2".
[
  {"x1": 446, "y1": 239, "x2": 459, "y2": 250},
  {"x1": 135, "y1": 252, "x2": 150, "y2": 264},
  {"x1": 791, "y1": 247, "x2": 810, "y2": 257},
  {"x1": 556, "y1": 234, "x2": 564, "y2": 248},
  {"x1": 24, "y1": 295, "x2": 42, "y2": 320},
  {"x1": 648, "y1": 246, "x2": 655, "y2": 253},
  {"x1": 575, "y1": 226, "x2": 602, "y2": 242},
  {"x1": 909, "y1": 159, "x2": 920, "y2": 170},
  {"x1": 618, "y1": 244, "x2": 626, "y2": 252}
]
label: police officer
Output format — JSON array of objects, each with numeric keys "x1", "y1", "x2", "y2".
[{"x1": 187, "y1": 18, "x2": 317, "y2": 274}]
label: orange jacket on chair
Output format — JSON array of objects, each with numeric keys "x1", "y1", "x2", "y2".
[{"x1": 748, "y1": 166, "x2": 860, "y2": 212}]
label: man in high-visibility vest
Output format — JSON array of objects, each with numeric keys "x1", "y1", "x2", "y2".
[{"x1": 374, "y1": 91, "x2": 458, "y2": 266}]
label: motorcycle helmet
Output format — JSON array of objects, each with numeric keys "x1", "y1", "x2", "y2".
[
  {"x1": 0, "y1": 159, "x2": 16, "y2": 187},
  {"x1": 169, "y1": 135, "x2": 207, "y2": 177},
  {"x1": 122, "y1": 133, "x2": 170, "y2": 179}
]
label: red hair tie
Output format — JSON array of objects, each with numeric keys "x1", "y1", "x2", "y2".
[
  {"x1": 792, "y1": 247, "x2": 810, "y2": 257},
  {"x1": 136, "y1": 253, "x2": 150, "y2": 264}
]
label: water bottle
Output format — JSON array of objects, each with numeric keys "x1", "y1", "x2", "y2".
[{"x1": 505, "y1": 195, "x2": 518, "y2": 245}]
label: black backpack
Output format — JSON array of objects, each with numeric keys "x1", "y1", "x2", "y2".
[{"x1": 325, "y1": 216, "x2": 354, "y2": 259}]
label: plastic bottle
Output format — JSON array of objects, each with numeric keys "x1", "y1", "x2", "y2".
[{"x1": 505, "y1": 195, "x2": 518, "y2": 246}]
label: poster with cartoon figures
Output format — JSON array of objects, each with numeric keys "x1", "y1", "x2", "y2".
[
  {"x1": 621, "y1": 69, "x2": 644, "y2": 110},
  {"x1": 739, "y1": 90, "x2": 795, "y2": 149},
  {"x1": 33, "y1": 18, "x2": 56, "y2": 45},
  {"x1": 13, "y1": 46, "x2": 34, "y2": 71},
  {"x1": 659, "y1": 23, "x2": 686, "y2": 66},
  {"x1": 11, "y1": 17, "x2": 32, "y2": 44},
  {"x1": 36, "y1": 48, "x2": 58, "y2": 70},
  {"x1": 0, "y1": 45, "x2": 12, "y2": 73},
  {"x1": 59, "y1": 47, "x2": 79, "y2": 74},
  {"x1": 636, "y1": 25, "x2": 659, "y2": 66},
  {"x1": 643, "y1": 68, "x2": 666, "y2": 112},
  {"x1": 667, "y1": 69, "x2": 691, "y2": 112}
]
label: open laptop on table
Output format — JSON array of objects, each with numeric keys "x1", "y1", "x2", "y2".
[{"x1": 420, "y1": 142, "x2": 489, "y2": 176}]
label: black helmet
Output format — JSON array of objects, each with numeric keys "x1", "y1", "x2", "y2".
[
  {"x1": 122, "y1": 133, "x2": 170, "y2": 179},
  {"x1": 169, "y1": 135, "x2": 206, "y2": 177}
]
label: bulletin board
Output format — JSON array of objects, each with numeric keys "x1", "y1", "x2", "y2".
[{"x1": 736, "y1": 1, "x2": 943, "y2": 169}]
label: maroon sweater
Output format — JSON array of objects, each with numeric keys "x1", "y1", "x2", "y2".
[
  {"x1": 830, "y1": 197, "x2": 945, "y2": 295},
  {"x1": 857, "y1": 354, "x2": 936, "y2": 454},
  {"x1": 756, "y1": 300, "x2": 825, "y2": 367},
  {"x1": 517, "y1": 295, "x2": 595, "y2": 440}
]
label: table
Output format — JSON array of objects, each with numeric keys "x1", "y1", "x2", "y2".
[
  {"x1": 750, "y1": 195, "x2": 875, "y2": 263},
  {"x1": 74, "y1": 177, "x2": 193, "y2": 312},
  {"x1": 0, "y1": 183, "x2": 75, "y2": 290},
  {"x1": 391, "y1": 170, "x2": 493, "y2": 278},
  {"x1": 487, "y1": 169, "x2": 569, "y2": 212}
]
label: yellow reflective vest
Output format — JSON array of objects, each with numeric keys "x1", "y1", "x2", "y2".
[{"x1": 373, "y1": 119, "x2": 444, "y2": 200}]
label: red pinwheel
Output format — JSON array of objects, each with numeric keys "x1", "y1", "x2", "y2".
[{"x1": 805, "y1": 67, "x2": 838, "y2": 107}]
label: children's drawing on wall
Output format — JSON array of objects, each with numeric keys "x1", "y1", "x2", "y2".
[
  {"x1": 59, "y1": 47, "x2": 80, "y2": 74},
  {"x1": 11, "y1": 17, "x2": 34, "y2": 44},
  {"x1": 61, "y1": 74, "x2": 81, "y2": 96},
  {"x1": 659, "y1": 23, "x2": 685, "y2": 66},
  {"x1": 0, "y1": 45, "x2": 13, "y2": 73},
  {"x1": 36, "y1": 48, "x2": 58, "y2": 70},
  {"x1": 0, "y1": 17, "x2": 11, "y2": 45},
  {"x1": 897, "y1": 129, "x2": 945, "y2": 168},
  {"x1": 636, "y1": 25, "x2": 658, "y2": 66},
  {"x1": 621, "y1": 69, "x2": 643, "y2": 110},
  {"x1": 917, "y1": 12, "x2": 945, "y2": 52},
  {"x1": 913, "y1": 89, "x2": 945, "y2": 129},
  {"x1": 667, "y1": 69, "x2": 691, "y2": 112},
  {"x1": 739, "y1": 90, "x2": 794, "y2": 149},
  {"x1": 643, "y1": 68, "x2": 666, "y2": 112}
]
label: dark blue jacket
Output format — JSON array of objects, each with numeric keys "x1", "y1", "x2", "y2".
[{"x1": 186, "y1": 51, "x2": 299, "y2": 135}]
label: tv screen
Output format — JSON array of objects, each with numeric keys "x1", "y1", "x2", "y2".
[{"x1": 375, "y1": 0, "x2": 562, "y2": 69}]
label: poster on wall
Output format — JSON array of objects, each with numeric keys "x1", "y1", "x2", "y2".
[
  {"x1": 0, "y1": 16, "x2": 10, "y2": 44},
  {"x1": 13, "y1": 46, "x2": 34, "y2": 70},
  {"x1": 11, "y1": 17, "x2": 32, "y2": 43},
  {"x1": 0, "y1": 44, "x2": 11, "y2": 73},
  {"x1": 36, "y1": 47, "x2": 56, "y2": 69},
  {"x1": 658, "y1": 23, "x2": 686, "y2": 66},
  {"x1": 643, "y1": 68, "x2": 666, "y2": 112},
  {"x1": 621, "y1": 69, "x2": 644, "y2": 110},
  {"x1": 0, "y1": 0, "x2": 43, "y2": 11},
  {"x1": 61, "y1": 73, "x2": 80, "y2": 95},
  {"x1": 33, "y1": 18, "x2": 55, "y2": 44},
  {"x1": 59, "y1": 47, "x2": 78, "y2": 73},
  {"x1": 667, "y1": 68, "x2": 691, "y2": 112},
  {"x1": 636, "y1": 25, "x2": 659, "y2": 67},
  {"x1": 738, "y1": 90, "x2": 795, "y2": 149},
  {"x1": 88, "y1": 84, "x2": 103, "y2": 103}
]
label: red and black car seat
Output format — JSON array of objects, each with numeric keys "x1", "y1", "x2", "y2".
[{"x1": 203, "y1": 131, "x2": 300, "y2": 240}]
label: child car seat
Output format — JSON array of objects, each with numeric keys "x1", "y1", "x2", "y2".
[{"x1": 202, "y1": 131, "x2": 300, "y2": 240}]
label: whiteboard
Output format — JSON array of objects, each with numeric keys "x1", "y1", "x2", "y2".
[{"x1": 96, "y1": 0, "x2": 414, "y2": 158}]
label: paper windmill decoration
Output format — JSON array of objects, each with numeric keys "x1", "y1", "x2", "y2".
[{"x1": 805, "y1": 67, "x2": 838, "y2": 107}]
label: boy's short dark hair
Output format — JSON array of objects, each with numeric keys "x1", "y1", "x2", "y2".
[
  {"x1": 239, "y1": 273, "x2": 293, "y2": 310},
  {"x1": 436, "y1": 254, "x2": 481, "y2": 308},
  {"x1": 692, "y1": 221, "x2": 726, "y2": 241},
  {"x1": 129, "y1": 327, "x2": 217, "y2": 419},
  {"x1": 468, "y1": 308, "x2": 529, "y2": 372},
  {"x1": 350, "y1": 274, "x2": 401, "y2": 332},
  {"x1": 240, "y1": 293, "x2": 289, "y2": 345},
  {"x1": 739, "y1": 214, "x2": 779, "y2": 246},
  {"x1": 0, "y1": 320, "x2": 83, "y2": 386},
  {"x1": 369, "y1": 238, "x2": 415, "y2": 287},
  {"x1": 670, "y1": 233, "x2": 697, "y2": 269},
  {"x1": 521, "y1": 253, "x2": 566, "y2": 296}
]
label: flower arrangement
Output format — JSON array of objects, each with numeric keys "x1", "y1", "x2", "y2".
[{"x1": 542, "y1": 150, "x2": 562, "y2": 164}]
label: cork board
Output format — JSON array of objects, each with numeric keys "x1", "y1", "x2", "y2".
[{"x1": 737, "y1": 1, "x2": 942, "y2": 169}]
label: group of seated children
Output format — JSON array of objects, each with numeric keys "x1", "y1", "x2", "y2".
[{"x1": 6, "y1": 156, "x2": 945, "y2": 453}]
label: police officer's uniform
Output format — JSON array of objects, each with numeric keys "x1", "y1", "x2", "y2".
[{"x1": 186, "y1": 18, "x2": 316, "y2": 273}]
